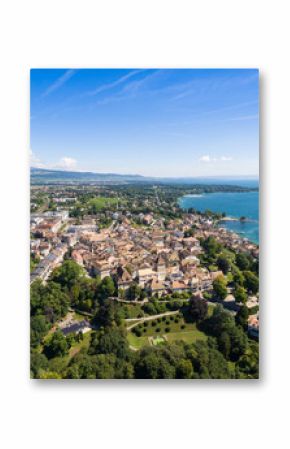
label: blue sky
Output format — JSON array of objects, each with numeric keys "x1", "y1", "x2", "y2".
[{"x1": 30, "y1": 68, "x2": 259, "y2": 177}]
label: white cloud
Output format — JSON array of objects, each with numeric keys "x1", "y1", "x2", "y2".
[
  {"x1": 41, "y1": 69, "x2": 76, "y2": 98},
  {"x1": 54, "y1": 157, "x2": 77, "y2": 170},
  {"x1": 30, "y1": 150, "x2": 46, "y2": 168},
  {"x1": 30, "y1": 151, "x2": 78, "y2": 171},
  {"x1": 86, "y1": 69, "x2": 144, "y2": 97},
  {"x1": 199, "y1": 154, "x2": 233, "y2": 163},
  {"x1": 199, "y1": 155, "x2": 211, "y2": 162}
]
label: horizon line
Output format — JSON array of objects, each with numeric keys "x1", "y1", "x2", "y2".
[{"x1": 31, "y1": 166, "x2": 259, "y2": 179}]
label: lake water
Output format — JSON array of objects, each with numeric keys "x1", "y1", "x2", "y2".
[{"x1": 179, "y1": 190, "x2": 259, "y2": 244}]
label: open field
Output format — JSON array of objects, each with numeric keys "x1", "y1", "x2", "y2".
[
  {"x1": 88, "y1": 197, "x2": 118, "y2": 211},
  {"x1": 165, "y1": 328, "x2": 207, "y2": 344},
  {"x1": 127, "y1": 333, "x2": 149, "y2": 350},
  {"x1": 69, "y1": 331, "x2": 91, "y2": 358},
  {"x1": 127, "y1": 318, "x2": 207, "y2": 349}
]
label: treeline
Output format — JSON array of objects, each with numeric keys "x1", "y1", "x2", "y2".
[{"x1": 199, "y1": 236, "x2": 259, "y2": 302}]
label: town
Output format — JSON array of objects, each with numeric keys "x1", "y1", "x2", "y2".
[{"x1": 30, "y1": 182, "x2": 259, "y2": 379}]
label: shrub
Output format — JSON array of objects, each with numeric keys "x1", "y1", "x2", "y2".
[
  {"x1": 162, "y1": 316, "x2": 167, "y2": 322},
  {"x1": 170, "y1": 316, "x2": 174, "y2": 321},
  {"x1": 151, "y1": 320, "x2": 157, "y2": 327},
  {"x1": 143, "y1": 321, "x2": 148, "y2": 327},
  {"x1": 180, "y1": 324, "x2": 186, "y2": 330},
  {"x1": 156, "y1": 327, "x2": 161, "y2": 332},
  {"x1": 165, "y1": 327, "x2": 171, "y2": 333},
  {"x1": 174, "y1": 317, "x2": 179, "y2": 323}
]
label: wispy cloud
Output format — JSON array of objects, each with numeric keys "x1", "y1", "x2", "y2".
[
  {"x1": 199, "y1": 155, "x2": 212, "y2": 162},
  {"x1": 199, "y1": 155, "x2": 233, "y2": 163},
  {"x1": 95, "y1": 70, "x2": 159, "y2": 105},
  {"x1": 85, "y1": 70, "x2": 144, "y2": 97},
  {"x1": 225, "y1": 114, "x2": 258, "y2": 122},
  {"x1": 30, "y1": 150, "x2": 46, "y2": 168},
  {"x1": 30, "y1": 151, "x2": 78, "y2": 171},
  {"x1": 41, "y1": 69, "x2": 76, "y2": 98}
]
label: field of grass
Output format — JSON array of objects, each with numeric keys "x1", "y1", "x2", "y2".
[
  {"x1": 69, "y1": 331, "x2": 91, "y2": 358},
  {"x1": 127, "y1": 316, "x2": 208, "y2": 349},
  {"x1": 73, "y1": 311, "x2": 89, "y2": 321},
  {"x1": 165, "y1": 328, "x2": 207, "y2": 344},
  {"x1": 152, "y1": 336, "x2": 166, "y2": 346},
  {"x1": 127, "y1": 332, "x2": 150, "y2": 350},
  {"x1": 88, "y1": 196, "x2": 118, "y2": 211}
]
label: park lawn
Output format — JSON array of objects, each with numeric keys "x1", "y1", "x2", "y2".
[
  {"x1": 128, "y1": 319, "x2": 208, "y2": 349},
  {"x1": 88, "y1": 196, "x2": 118, "y2": 211},
  {"x1": 165, "y1": 328, "x2": 207, "y2": 344},
  {"x1": 127, "y1": 332, "x2": 150, "y2": 350},
  {"x1": 69, "y1": 331, "x2": 91, "y2": 358},
  {"x1": 73, "y1": 311, "x2": 89, "y2": 321}
]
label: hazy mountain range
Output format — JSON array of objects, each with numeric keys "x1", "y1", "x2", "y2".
[{"x1": 31, "y1": 167, "x2": 258, "y2": 187}]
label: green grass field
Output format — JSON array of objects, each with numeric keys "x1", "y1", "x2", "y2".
[
  {"x1": 165, "y1": 328, "x2": 207, "y2": 344},
  {"x1": 152, "y1": 336, "x2": 166, "y2": 346},
  {"x1": 88, "y1": 197, "x2": 118, "y2": 211},
  {"x1": 127, "y1": 318, "x2": 207, "y2": 350},
  {"x1": 69, "y1": 331, "x2": 91, "y2": 358},
  {"x1": 127, "y1": 333, "x2": 150, "y2": 349}
]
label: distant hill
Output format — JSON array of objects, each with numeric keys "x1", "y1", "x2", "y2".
[
  {"x1": 30, "y1": 167, "x2": 148, "y2": 184},
  {"x1": 31, "y1": 167, "x2": 259, "y2": 188}
]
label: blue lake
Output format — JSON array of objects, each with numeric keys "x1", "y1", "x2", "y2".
[{"x1": 179, "y1": 190, "x2": 259, "y2": 244}]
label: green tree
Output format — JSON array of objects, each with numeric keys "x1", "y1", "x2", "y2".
[
  {"x1": 213, "y1": 276, "x2": 228, "y2": 300},
  {"x1": 98, "y1": 276, "x2": 115, "y2": 299},
  {"x1": 89, "y1": 327, "x2": 130, "y2": 359},
  {"x1": 31, "y1": 281, "x2": 70, "y2": 323},
  {"x1": 127, "y1": 282, "x2": 142, "y2": 300},
  {"x1": 188, "y1": 295, "x2": 208, "y2": 323},
  {"x1": 218, "y1": 332, "x2": 231, "y2": 359},
  {"x1": 190, "y1": 340, "x2": 231, "y2": 379},
  {"x1": 134, "y1": 349, "x2": 176, "y2": 379},
  {"x1": 30, "y1": 315, "x2": 50, "y2": 347},
  {"x1": 93, "y1": 298, "x2": 122, "y2": 327},
  {"x1": 234, "y1": 286, "x2": 247, "y2": 304},
  {"x1": 235, "y1": 305, "x2": 249, "y2": 331},
  {"x1": 232, "y1": 267, "x2": 245, "y2": 287},
  {"x1": 243, "y1": 271, "x2": 259, "y2": 294},
  {"x1": 228, "y1": 326, "x2": 248, "y2": 361},
  {"x1": 236, "y1": 253, "x2": 250, "y2": 271},
  {"x1": 217, "y1": 255, "x2": 231, "y2": 274},
  {"x1": 201, "y1": 236, "x2": 222, "y2": 259},
  {"x1": 176, "y1": 359, "x2": 194, "y2": 379},
  {"x1": 51, "y1": 260, "x2": 84, "y2": 290},
  {"x1": 43, "y1": 330, "x2": 69, "y2": 359},
  {"x1": 30, "y1": 351, "x2": 49, "y2": 378}
]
